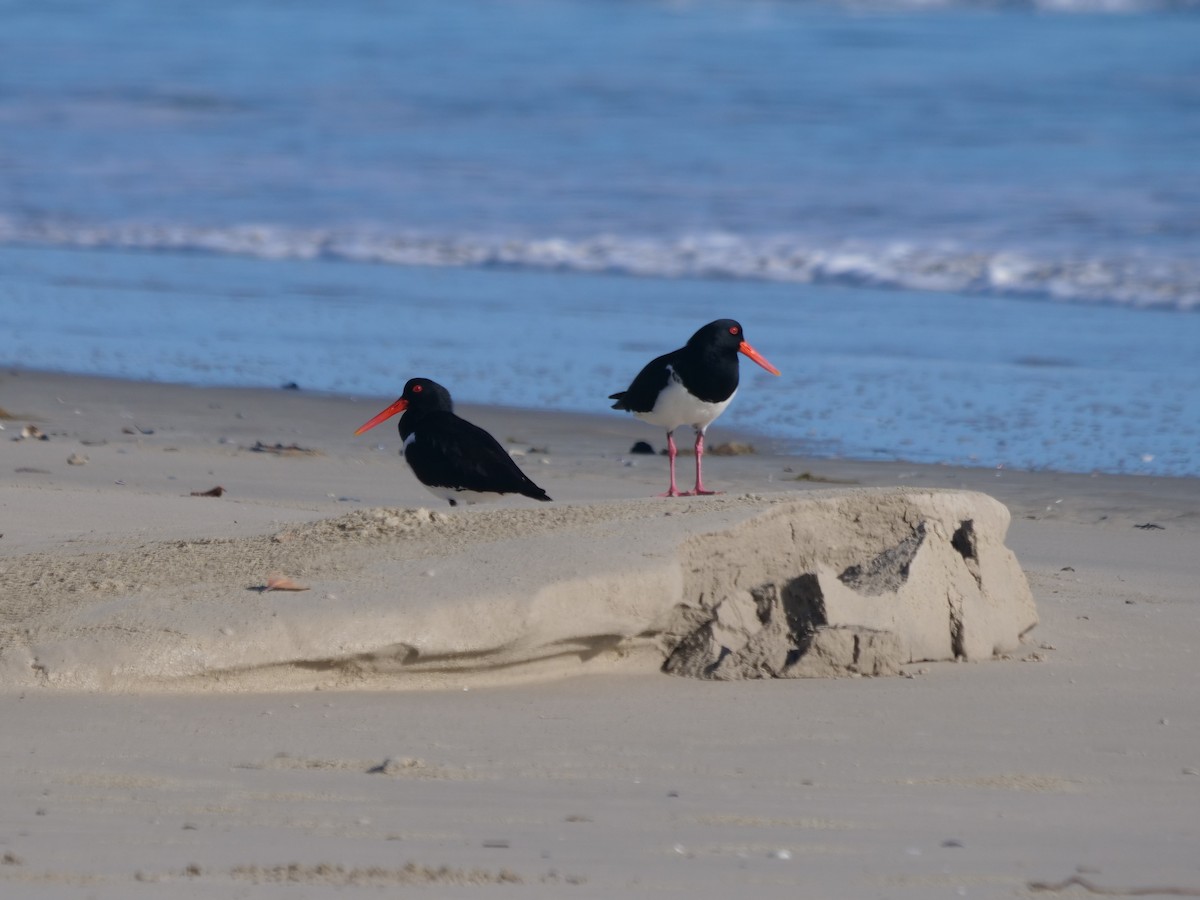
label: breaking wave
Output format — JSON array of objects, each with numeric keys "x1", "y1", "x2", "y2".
[{"x1": 2, "y1": 216, "x2": 1197, "y2": 311}]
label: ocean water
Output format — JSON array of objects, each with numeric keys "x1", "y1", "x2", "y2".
[{"x1": 1, "y1": 0, "x2": 1198, "y2": 475}]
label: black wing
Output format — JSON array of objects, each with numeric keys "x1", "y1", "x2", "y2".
[
  {"x1": 610, "y1": 351, "x2": 675, "y2": 413},
  {"x1": 405, "y1": 412, "x2": 551, "y2": 502}
]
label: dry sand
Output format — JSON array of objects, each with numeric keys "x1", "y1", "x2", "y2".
[{"x1": 2, "y1": 368, "x2": 1199, "y2": 898}]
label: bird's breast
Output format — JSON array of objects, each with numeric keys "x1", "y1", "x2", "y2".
[{"x1": 634, "y1": 372, "x2": 736, "y2": 431}]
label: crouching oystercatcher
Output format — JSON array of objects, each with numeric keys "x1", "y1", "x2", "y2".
[
  {"x1": 354, "y1": 378, "x2": 551, "y2": 506},
  {"x1": 609, "y1": 319, "x2": 780, "y2": 497}
]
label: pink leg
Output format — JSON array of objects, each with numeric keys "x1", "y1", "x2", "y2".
[
  {"x1": 687, "y1": 429, "x2": 720, "y2": 496},
  {"x1": 656, "y1": 431, "x2": 683, "y2": 498}
]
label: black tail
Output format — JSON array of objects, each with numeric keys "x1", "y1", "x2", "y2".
[
  {"x1": 608, "y1": 391, "x2": 627, "y2": 411},
  {"x1": 524, "y1": 485, "x2": 552, "y2": 503}
]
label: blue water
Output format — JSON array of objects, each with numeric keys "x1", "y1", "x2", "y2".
[
  {"x1": 1, "y1": 1, "x2": 1199, "y2": 475},
  {"x1": 5, "y1": 244, "x2": 1199, "y2": 476}
]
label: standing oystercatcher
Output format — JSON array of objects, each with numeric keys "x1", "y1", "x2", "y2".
[
  {"x1": 609, "y1": 319, "x2": 780, "y2": 497},
  {"x1": 354, "y1": 378, "x2": 551, "y2": 506}
]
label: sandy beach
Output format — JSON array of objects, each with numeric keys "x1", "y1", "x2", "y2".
[{"x1": 2, "y1": 368, "x2": 1199, "y2": 898}]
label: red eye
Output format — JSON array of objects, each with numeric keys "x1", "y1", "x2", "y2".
[
  {"x1": 729, "y1": 326, "x2": 739, "y2": 335},
  {"x1": 412, "y1": 385, "x2": 423, "y2": 393}
]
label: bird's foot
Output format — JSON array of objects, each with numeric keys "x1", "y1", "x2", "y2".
[
  {"x1": 679, "y1": 488, "x2": 722, "y2": 496},
  {"x1": 657, "y1": 488, "x2": 684, "y2": 498}
]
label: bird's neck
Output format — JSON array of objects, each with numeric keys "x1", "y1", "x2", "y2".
[{"x1": 398, "y1": 406, "x2": 450, "y2": 440}]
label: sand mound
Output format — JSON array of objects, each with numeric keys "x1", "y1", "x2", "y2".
[
  {"x1": 664, "y1": 490, "x2": 1036, "y2": 679},
  {"x1": 0, "y1": 490, "x2": 1035, "y2": 692}
]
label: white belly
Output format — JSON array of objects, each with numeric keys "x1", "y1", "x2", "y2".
[
  {"x1": 422, "y1": 484, "x2": 497, "y2": 507},
  {"x1": 634, "y1": 371, "x2": 735, "y2": 432}
]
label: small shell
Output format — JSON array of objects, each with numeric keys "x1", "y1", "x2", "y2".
[{"x1": 262, "y1": 575, "x2": 310, "y2": 592}]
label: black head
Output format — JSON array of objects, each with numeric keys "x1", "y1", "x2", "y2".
[
  {"x1": 399, "y1": 377, "x2": 454, "y2": 413},
  {"x1": 687, "y1": 319, "x2": 747, "y2": 354},
  {"x1": 353, "y1": 377, "x2": 454, "y2": 436},
  {"x1": 685, "y1": 320, "x2": 781, "y2": 375}
]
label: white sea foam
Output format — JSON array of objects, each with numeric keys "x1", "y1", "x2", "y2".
[{"x1": 1, "y1": 216, "x2": 1197, "y2": 312}]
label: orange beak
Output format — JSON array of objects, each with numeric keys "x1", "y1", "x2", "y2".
[
  {"x1": 354, "y1": 397, "x2": 409, "y2": 435},
  {"x1": 738, "y1": 340, "x2": 781, "y2": 376}
]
